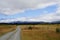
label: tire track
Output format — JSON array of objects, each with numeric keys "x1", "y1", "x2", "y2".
[{"x1": 0, "y1": 26, "x2": 21, "y2": 40}]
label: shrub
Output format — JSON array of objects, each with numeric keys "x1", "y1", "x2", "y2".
[
  {"x1": 28, "y1": 26, "x2": 32, "y2": 30},
  {"x1": 56, "y1": 28, "x2": 60, "y2": 33}
]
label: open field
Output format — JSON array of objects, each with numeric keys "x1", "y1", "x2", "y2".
[
  {"x1": 21, "y1": 30, "x2": 60, "y2": 40},
  {"x1": 0, "y1": 24, "x2": 60, "y2": 40},
  {"x1": 20, "y1": 24, "x2": 60, "y2": 31},
  {"x1": 21, "y1": 24, "x2": 60, "y2": 40}
]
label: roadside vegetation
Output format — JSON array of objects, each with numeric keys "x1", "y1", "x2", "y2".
[{"x1": 0, "y1": 25, "x2": 16, "y2": 36}]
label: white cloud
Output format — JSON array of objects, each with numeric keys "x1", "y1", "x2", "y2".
[
  {"x1": 38, "y1": 13, "x2": 60, "y2": 22},
  {"x1": 36, "y1": 2, "x2": 57, "y2": 9},
  {"x1": 0, "y1": 17, "x2": 28, "y2": 23},
  {"x1": 0, "y1": 0, "x2": 57, "y2": 15},
  {"x1": 0, "y1": 12, "x2": 60, "y2": 22},
  {"x1": 0, "y1": 0, "x2": 60, "y2": 22}
]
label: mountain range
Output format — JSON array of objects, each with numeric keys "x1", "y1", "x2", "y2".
[{"x1": 0, "y1": 20, "x2": 60, "y2": 24}]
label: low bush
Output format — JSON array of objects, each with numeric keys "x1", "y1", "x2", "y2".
[{"x1": 56, "y1": 28, "x2": 60, "y2": 33}]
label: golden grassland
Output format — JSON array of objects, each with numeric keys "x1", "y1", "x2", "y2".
[
  {"x1": 0, "y1": 25, "x2": 16, "y2": 36},
  {"x1": 20, "y1": 24, "x2": 60, "y2": 40},
  {"x1": 0, "y1": 24, "x2": 60, "y2": 40}
]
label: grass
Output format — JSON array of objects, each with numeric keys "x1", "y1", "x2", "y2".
[
  {"x1": 0, "y1": 25, "x2": 16, "y2": 36},
  {"x1": 0, "y1": 24, "x2": 60, "y2": 40},
  {"x1": 21, "y1": 30, "x2": 60, "y2": 40},
  {"x1": 21, "y1": 24, "x2": 60, "y2": 40}
]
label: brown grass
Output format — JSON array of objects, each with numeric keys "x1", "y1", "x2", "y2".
[
  {"x1": 0, "y1": 24, "x2": 60, "y2": 40},
  {"x1": 0, "y1": 25, "x2": 16, "y2": 36},
  {"x1": 21, "y1": 24, "x2": 60, "y2": 40},
  {"x1": 21, "y1": 30, "x2": 60, "y2": 40}
]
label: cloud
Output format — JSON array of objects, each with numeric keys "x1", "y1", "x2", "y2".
[
  {"x1": 0, "y1": 0, "x2": 57, "y2": 15},
  {"x1": 0, "y1": 12, "x2": 60, "y2": 23},
  {"x1": 0, "y1": 17, "x2": 28, "y2": 23},
  {"x1": 0, "y1": 0, "x2": 60, "y2": 22},
  {"x1": 37, "y1": 13, "x2": 60, "y2": 22},
  {"x1": 36, "y1": 2, "x2": 57, "y2": 9}
]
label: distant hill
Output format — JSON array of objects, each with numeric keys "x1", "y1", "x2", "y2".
[
  {"x1": 50, "y1": 21, "x2": 60, "y2": 24},
  {"x1": 0, "y1": 21, "x2": 60, "y2": 25}
]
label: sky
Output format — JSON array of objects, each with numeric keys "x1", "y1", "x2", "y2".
[{"x1": 0, "y1": 0, "x2": 60, "y2": 22}]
